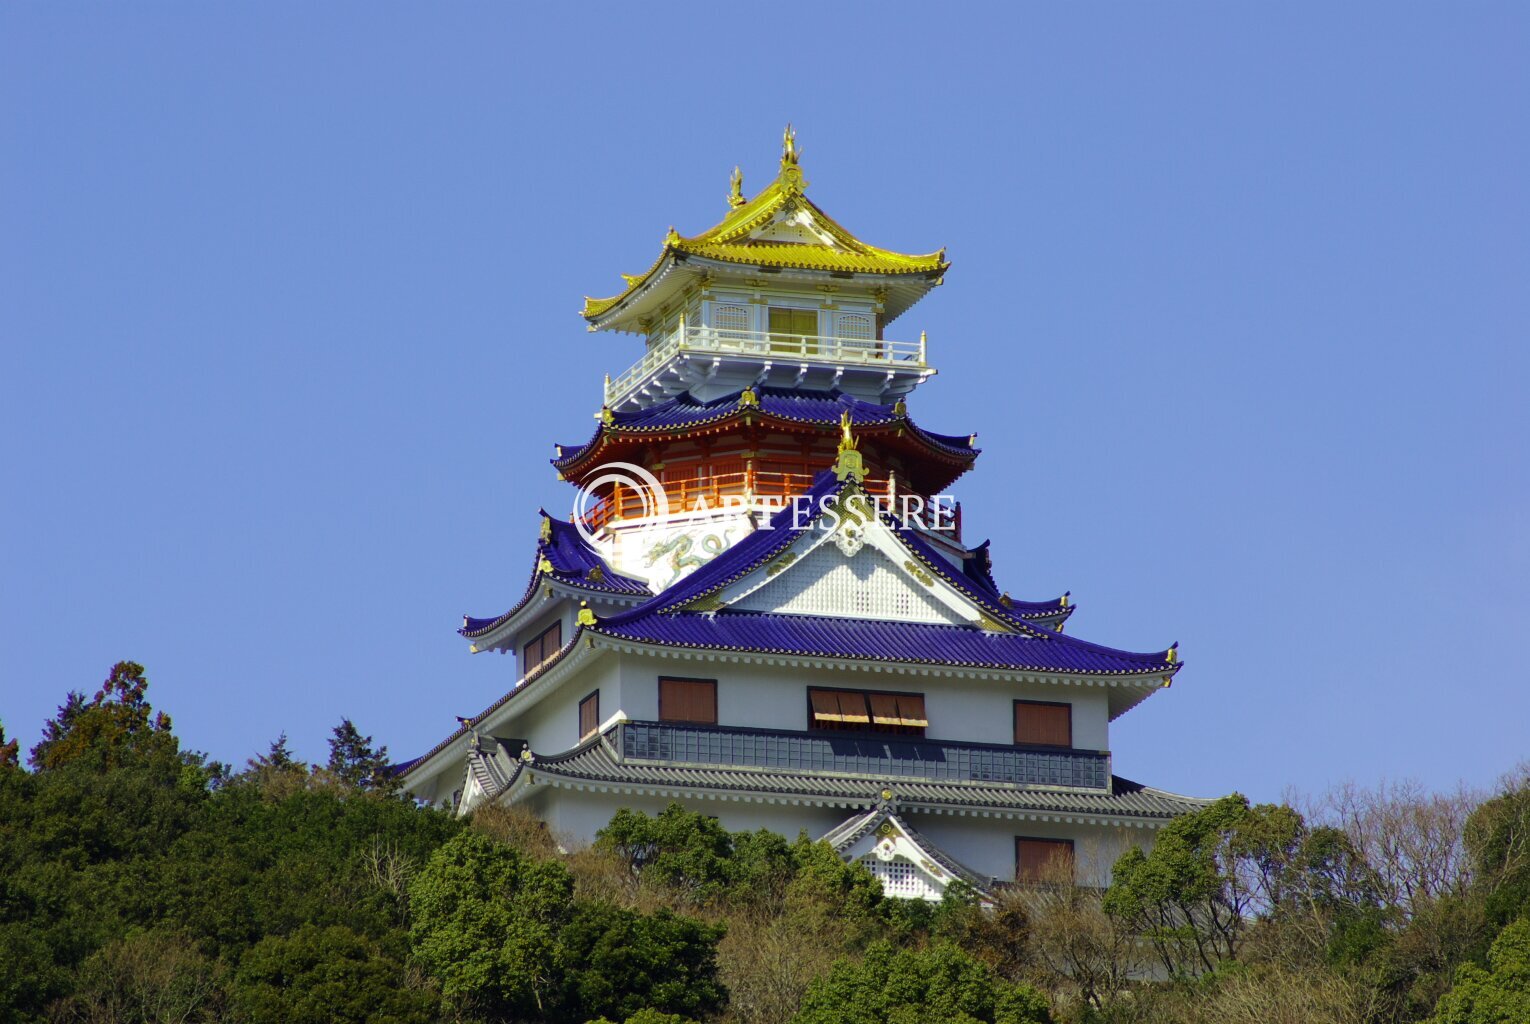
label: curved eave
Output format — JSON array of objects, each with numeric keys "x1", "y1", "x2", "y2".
[{"x1": 552, "y1": 407, "x2": 979, "y2": 477}]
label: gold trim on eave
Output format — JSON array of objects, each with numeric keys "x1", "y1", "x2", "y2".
[{"x1": 583, "y1": 127, "x2": 947, "y2": 322}]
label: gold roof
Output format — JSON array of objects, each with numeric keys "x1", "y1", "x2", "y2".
[{"x1": 583, "y1": 126, "x2": 948, "y2": 323}]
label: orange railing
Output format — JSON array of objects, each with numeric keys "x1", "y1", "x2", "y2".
[{"x1": 578, "y1": 465, "x2": 961, "y2": 540}]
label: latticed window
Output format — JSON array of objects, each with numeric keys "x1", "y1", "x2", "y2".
[
  {"x1": 1014, "y1": 700, "x2": 1072, "y2": 748},
  {"x1": 836, "y1": 313, "x2": 876, "y2": 356},
  {"x1": 659, "y1": 678, "x2": 717, "y2": 725},
  {"x1": 714, "y1": 303, "x2": 750, "y2": 340},
  {"x1": 578, "y1": 691, "x2": 600, "y2": 740},
  {"x1": 860, "y1": 854, "x2": 934, "y2": 899},
  {"x1": 522, "y1": 620, "x2": 562, "y2": 677}
]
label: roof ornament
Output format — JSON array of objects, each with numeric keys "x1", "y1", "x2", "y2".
[
  {"x1": 1061, "y1": 591, "x2": 1070, "y2": 608},
  {"x1": 727, "y1": 165, "x2": 746, "y2": 210},
  {"x1": 600, "y1": 406, "x2": 614, "y2": 426},
  {"x1": 540, "y1": 516, "x2": 553, "y2": 542},
  {"x1": 782, "y1": 123, "x2": 800, "y2": 167},
  {"x1": 738, "y1": 386, "x2": 760, "y2": 408},
  {"x1": 778, "y1": 123, "x2": 807, "y2": 195},
  {"x1": 1000, "y1": 592, "x2": 1013, "y2": 608},
  {"x1": 893, "y1": 397, "x2": 907, "y2": 417},
  {"x1": 833, "y1": 410, "x2": 867, "y2": 483},
  {"x1": 577, "y1": 601, "x2": 598, "y2": 627}
]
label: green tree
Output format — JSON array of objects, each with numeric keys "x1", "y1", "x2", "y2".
[
  {"x1": 791, "y1": 941, "x2": 1051, "y2": 1024},
  {"x1": 324, "y1": 719, "x2": 397, "y2": 795},
  {"x1": 1429, "y1": 917, "x2": 1530, "y2": 1024},
  {"x1": 231, "y1": 923, "x2": 437, "y2": 1024},
  {"x1": 0, "y1": 721, "x2": 19, "y2": 769},
  {"x1": 1464, "y1": 772, "x2": 1530, "y2": 928},
  {"x1": 408, "y1": 829, "x2": 575, "y2": 1018},
  {"x1": 557, "y1": 902, "x2": 726, "y2": 1023},
  {"x1": 1104, "y1": 793, "x2": 1380, "y2": 976}
]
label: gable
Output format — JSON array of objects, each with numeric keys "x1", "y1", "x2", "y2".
[
  {"x1": 731, "y1": 541, "x2": 965, "y2": 625},
  {"x1": 750, "y1": 207, "x2": 839, "y2": 247}
]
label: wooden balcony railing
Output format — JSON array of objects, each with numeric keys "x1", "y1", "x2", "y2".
[{"x1": 578, "y1": 464, "x2": 960, "y2": 540}]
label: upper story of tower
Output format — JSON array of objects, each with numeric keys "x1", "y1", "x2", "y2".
[{"x1": 583, "y1": 127, "x2": 949, "y2": 410}]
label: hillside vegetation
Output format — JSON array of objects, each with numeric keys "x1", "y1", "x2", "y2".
[{"x1": 2, "y1": 662, "x2": 1526, "y2": 1024}]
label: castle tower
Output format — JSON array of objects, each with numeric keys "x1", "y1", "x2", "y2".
[{"x1": 398, "y1": 130, "x2": 1205, "y2": 899}]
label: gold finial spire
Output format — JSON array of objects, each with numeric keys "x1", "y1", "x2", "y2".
[
  {"x1": 727, "y1": 165, "x2": 746, "y2": 209},
  {"x1": 833, "y1": 410, "x2": 866, "y2": 483},
  {"x1": 781, "y1": 123, "x2": 800, "y2": 167}
]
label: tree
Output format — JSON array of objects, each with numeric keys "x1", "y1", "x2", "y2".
[
  {"x1": 29, "y1": 662, "x2": 178, "y2": 773},
  {"x1": 1103, "y1": 794, "x2": 1381, "y2": 976},
  {"x1": 407, "y1": 829, "x2": 575, "y2": 1018},
  {"x1": 324, "y1": 719, "x2": 396, "y2": 795},
  {"x1": 791, "y1": 941, "x2": 1051, "y2": 1024},
  {"x1": 231, "y1": 924, "x2": 436, "y2": 1024},
  {"x1": 556, "y1": 901, "x2": 726, "y2": 1023},
  {"x1": 1429, "y1": 916, "x2": 1530, "y2": 1024},
  {"x1": 0, "y1": 721, "x2": 18, "y2": 770},
  {"x1": 1463, "y1": 767, "x2": 1530, "y2": 928}
]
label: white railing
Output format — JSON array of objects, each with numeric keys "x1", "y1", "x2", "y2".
[{"x1": 605, "y1": 325, "x2": 928, "y2": 406}]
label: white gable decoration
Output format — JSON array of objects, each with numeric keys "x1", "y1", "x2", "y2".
[{"x1": 733, "y1": 542, "x2": 965, "y2": 625}]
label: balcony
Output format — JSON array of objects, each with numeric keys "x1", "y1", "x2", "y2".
[
  {"x1": 604, "y1": 325, "x2": 933, "y2": 410},
  {"x1": 579, "y1": 460, "x2": 962, "y2": 542},
  {"x1": 615, "y1": 721, "x2": 1109, "y2": 791}
]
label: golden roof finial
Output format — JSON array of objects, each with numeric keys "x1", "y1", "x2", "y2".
[
  {"x1": 782, "y1": 123, "x2": 800, "y2": 167},
  {"x1": 838, "y1": 410, "x2": 859, "y2": 453},
  {"x1": 727, "y1": 165, "x2": 746, "y2": 209},
  {"x1": 833, "y1": 410, "x2": 867, "y2": 483}
]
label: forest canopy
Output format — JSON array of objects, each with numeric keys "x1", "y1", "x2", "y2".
[{"x1": 1, "y1": 662, "x2": 1526, "y2": 1024}]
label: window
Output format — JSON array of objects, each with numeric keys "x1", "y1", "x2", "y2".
[
  {"x1": 836, "y1": 312, "x2": 877, "y2": 357},
  {"x1": 713, "y1": 303, "x2": 750, "y2": 341},
  {"x1": 1016, "y1": 837, "x2": 1075, "y2": 883},
  {"x1": 768, "y1": 307, "x2": 819, "y2": 355},
  {"x1": 578, "y1": 691, "x2": 600, "y2": 740},
  {"x1": 660, "y1": 677, "x2": 717, "y2": 725},
  {"x1": 1014, "y1": 700, "x2": 1071, "y2": 748},
  {"x1": 809, "y1": 688, "x2": 927, "y2": 736},
  {"x1": 523, "y1": 620, "x2": 563, "y2": 677}
]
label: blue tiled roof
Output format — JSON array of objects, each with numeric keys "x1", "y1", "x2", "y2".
[
  {"x1": 595, "y1": 610, "x2": 1175, "y2": 676},
  {"x1": 461, "y1": 513, "x2": 648, "y2": 639},
  {"x1": 553, "y1": 387, "x2": 979, "y2": 469},
  {"x1": 585, "y1": 472, "x2": 1178, "y2": 677}
]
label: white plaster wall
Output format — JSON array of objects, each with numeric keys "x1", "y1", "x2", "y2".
[
  {"x1": 906, "y1": 814, "x2": 1154, "y2": 888},
  {"x1": 527, "y1": 786, "x2": 849, "y2": 850},
  {"x1": 604, "y1": 650, "x2": 1112, "y2": 752},
  {"x1": 497, "y1": 659, "x2": 621, "y2": 755}
]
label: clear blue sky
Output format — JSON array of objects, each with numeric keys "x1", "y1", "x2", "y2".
[{"x1": 3, "y1": 4, "x2": 1526, "y2": 802}]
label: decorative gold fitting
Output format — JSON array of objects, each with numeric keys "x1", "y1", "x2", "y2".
[
  {"x1": 577, "y1": 602, "x2": 598, "y2": 627},
  {"x1": 738, "y1": 386, "x2": 760, "y2": 409}
]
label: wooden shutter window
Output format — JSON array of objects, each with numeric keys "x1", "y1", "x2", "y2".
[
  {"x1": 578, "y1": 691, "x2": 599, "y2": 740},
  {"x1": 1014, "y1": 701, "x2": 1072, "y2": 748},
  {"x1": 660, "y1": 678, "x2": 717, "y2": 725},
  {"x1": 868, "y1": 693, "x2": 901, "y2": 726},
  {"x1": 895, "y1": 693, "x2": 928, "y2": 728},
  {"x1": 835, "y1": 691, "x2": 870, "y2": 724},
  {"x1": 1016, "y1": 838, "x2": 1075, "y2": 883},
  {"x1": 523, "y1": 620, "x2": 562, "y2": 676},
  {"x1": 809, "y1": 689, "x2": 870, "y2": 726}
]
